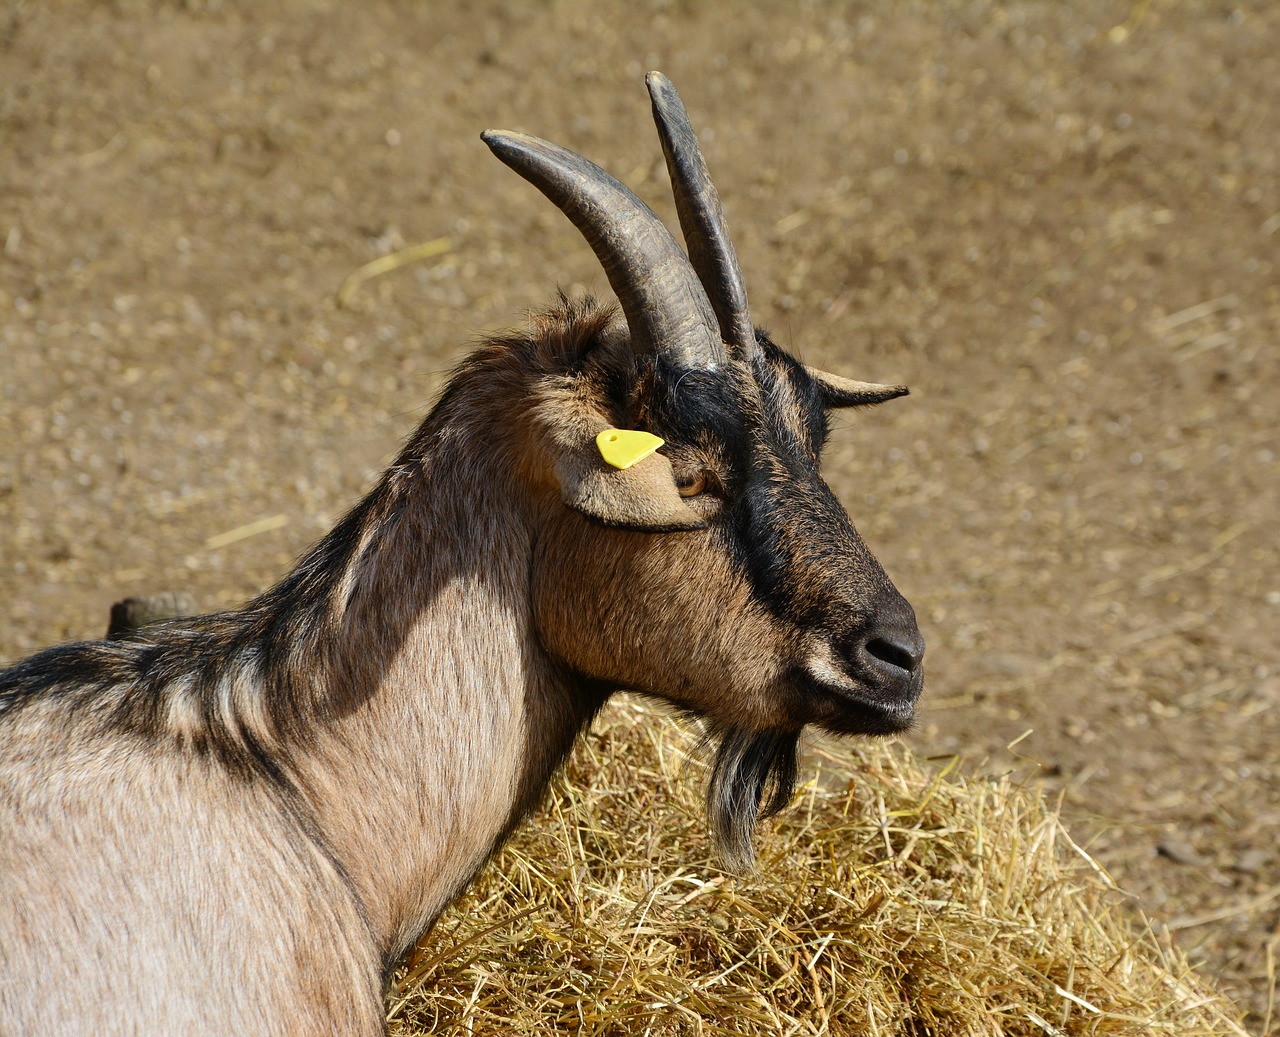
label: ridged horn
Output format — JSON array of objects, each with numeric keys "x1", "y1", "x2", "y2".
[
  {"x1": 646, "y1": 71, "x2": 760, "y2": 362},
  {"x1": 482, "y1": 130, "x2": 725, "y2": 370}
]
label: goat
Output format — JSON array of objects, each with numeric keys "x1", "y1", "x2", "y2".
[{"x1": 0, "y1": 73, "x2": 923, "y2": 1035}]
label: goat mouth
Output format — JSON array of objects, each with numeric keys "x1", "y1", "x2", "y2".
[{"x1": 793, "y1": 662, "x2": 917, "y2": 737}]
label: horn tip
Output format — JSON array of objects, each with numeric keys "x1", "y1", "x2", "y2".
[
  {"x1": 482, "y1": 130, "x2": 565, "y2": 174},
  {"x1": 480, "y1": 129, "x2": 510, "y2": 155},
  {"x1": 480, "y1": 129, "x2": 523, "y2": 152},
  {"x1": 646, "y1": 70, "x2": 680, "y2": 107}
]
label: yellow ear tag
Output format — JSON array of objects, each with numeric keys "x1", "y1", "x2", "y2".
[{"x1": 596, "y1": 428, "x2": 664, "y2": 470}]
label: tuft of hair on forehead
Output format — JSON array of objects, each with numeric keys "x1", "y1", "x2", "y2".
[
  {"x1": 704, "y1": 724, "x2": 800, "y2": 872},
  {"x1": 524, "y1": 292, "x2": 621, "y2": 364}
]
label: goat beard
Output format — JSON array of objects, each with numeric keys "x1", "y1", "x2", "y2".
[{"x1": 704, "y1": 725, "x2": 800, "y2": 872}]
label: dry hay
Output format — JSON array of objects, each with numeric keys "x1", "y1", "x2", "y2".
[{"x1": 386, "y1": 699, "x2": 1244, "y2": 1036}]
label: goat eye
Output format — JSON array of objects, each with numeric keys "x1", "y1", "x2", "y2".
[{"x1": 675, "y1": 471, "x2": 707, "y2": 498}]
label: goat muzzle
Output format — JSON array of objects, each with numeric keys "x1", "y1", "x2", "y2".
[
  {"x1": 847, "y1": 613, "x2": 926, "y2": 704},
  {"x1": 801, "y1": 602, "x2": 925, "y2": 736}
]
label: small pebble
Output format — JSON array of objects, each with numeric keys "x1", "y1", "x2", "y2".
[
  {"x1": 1233, "y1": 848, "x2": 1269, "y2": 875},
  {"x1": 1156, "y1": 837, "x2": 1208, "y2": 867}
]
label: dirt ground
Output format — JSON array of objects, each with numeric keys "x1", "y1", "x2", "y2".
[{"x1": 2, "y1": 0, "x2": 1277, "y2": 1029}]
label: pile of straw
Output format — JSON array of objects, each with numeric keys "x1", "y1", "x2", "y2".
[{"x1": 386, "y1": 699, "x2": 1244, "y2": 1036}]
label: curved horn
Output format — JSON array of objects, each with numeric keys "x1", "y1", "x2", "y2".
[
  {"x1": 646, "y1": 72, "x2": 760, "y2": 362},
  {"x1": 482, "y1": 130, "x2": 725, "y2": 370}
]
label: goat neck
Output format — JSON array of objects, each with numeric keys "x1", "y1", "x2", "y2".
[{"x1": 273, "y1": 339, "x2": 610, "y2": 961}]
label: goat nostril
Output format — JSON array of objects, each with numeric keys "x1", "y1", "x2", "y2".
[{"x1": 865, "y1": 635, "x2": 922, "y2": 675}]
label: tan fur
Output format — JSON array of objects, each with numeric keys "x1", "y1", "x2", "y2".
[
  {"x1": 0, "y1": 701, "x2": 382, "y2": 1036},
  {"x1": 1, "y1": 328, "x2": 590, "y2": 1034}
]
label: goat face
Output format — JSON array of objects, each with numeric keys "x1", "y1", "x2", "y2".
[
  {"x1": 529, "y1": 326, "x2": 922, "y2": 737},
  {"x1": 491, "y1": 74, "x2": 923, "y2": 864}
]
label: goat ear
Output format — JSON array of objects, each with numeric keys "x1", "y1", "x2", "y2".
[
  {"x1": 556, "y1": 442, "x2": 707, "y2": 532},
  {"x1": 806, "y1": 367, "x2": 909, "y2": 409}
]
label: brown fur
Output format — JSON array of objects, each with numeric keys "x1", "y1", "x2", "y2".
[{"x1": 0, "y1": 298, "x2": 918, "y2": 1033}]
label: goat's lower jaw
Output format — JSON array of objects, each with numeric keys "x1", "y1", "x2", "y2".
[{"x1": 793, "y1": 660, "x2": 918, "y2": 737}]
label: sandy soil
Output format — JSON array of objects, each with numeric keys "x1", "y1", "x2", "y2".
[{"x1": 2, "y1": 0, "x2": 1277, "y2": 1028}]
